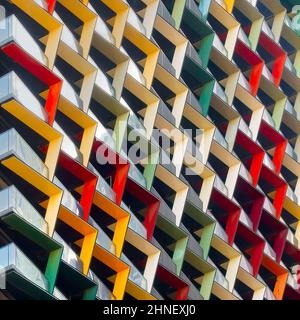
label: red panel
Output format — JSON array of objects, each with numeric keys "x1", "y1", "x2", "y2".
[
  {"x1": 272, "y1": 54, "x2": 286, "y2": 87},
  {"x1": 285, "y1": 241, "x2": 300, "y2": 264},
  {"x1": 250, "y1": 152, "x2": 265, "y2": 187},
  {"x1": 235, "y1": 131, "x2": 264, "y2": 187},
  {"x1": 260, "y1": 121, "x2": 287, "y2": 174},
  {"x1": 260, "y1": 166, "x2": 287, "y2": 218},
  {"x1": 210, "y1": 189, "x2": 241, "y2": 244},
  {"x1": 272, "y1": 229, "x2": 288, "y2": 263},
  {"x1": 226, "y1": 209, "x2": 240, "y2": 246},
  {"x1": 249, "y1": 62, "x2": 264, "y2": 96},
  {"x1": 235, "y1": 41, "x2": 264, "y2": 96},
  {"x1": 144, "y1": 201, "x2": 161, "y2": 241},
  {"x1": 235, "y1": 177, "x2": 264, "y2": 231},
  {"x1": 1, "y1": 43, "x2": 62, "y2": 125},
  {"x1": 259, "y1": 33, "x2": 287, "y2": 87},
  {"x1": 59, "y1": 152, "x2": 97, "y2": 221},
  {"x1": 46, "y1": 0, "x2": 56, "y2": 14},
  {"x1": 238, "y1": 223, "x2": 265, "y2": 277},
  {"x1": 260, "y1": 210, "x2": 287, "y2": 262},
  {"x1": 248, "y1": 242, "x2": 265, "y2": 277},
  {"x1": 156, "y1": 266, "x2": 189, "y2": 300},
  {"x1": 272, "y1": 184, "x2": 288, "y2": 219},
  {"x1": 93, "y1": 140, "x2": 129, "y2": 205},
  {"x1": 113, "y1": 164, "x2": 130, "y2": 206},
  {"x1": 125, "y1": 178, "x2": 160, "y2": 240}
]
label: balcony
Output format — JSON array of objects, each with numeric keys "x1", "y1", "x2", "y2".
[
  {"x1": 0, "y1": 15, "x2": 47, "y2": 66},
  {"x1": 0, "y1": 128, "x2": 48, "y2": 178},
  {"x1": 0, "y1": 243, "x2": 51, "y2": 298},
  {"x1": 128, "y1": 162, "x2": 147, "y2": 189},
  {"x1": 89, "y1": 270, "x2": 115, "y2": 300},
  {"x1": 54, "y1": 177, "x2": 84, "y2": 218},
  {"x1": 88, "y1": 164, "x2": 116, "y2": 202},
  {"x1": 121, "y1": 253, "x2": 148, "y2": 291},
  {"x1": 88, "y1": 217, "x2": 116, "y2": 254},
  {"x1": 120, "y1": 200, "x2": 148, "y2": 238},
  {"x1": 53, "y1": 232, "x2": 83, "y2": 273},
  {"x1": 0, "y1": 185, "x2": 48, "y2": 234},
  {"x1": 0, "y1": 72, "x2": 47, "y2": 122},
  {"x1": 213, "y1": 128, "x2": 229, "y2": 150}
]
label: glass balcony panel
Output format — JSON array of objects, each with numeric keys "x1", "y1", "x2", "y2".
[
  {"x1": 213, "y1": 34, "x2": 228, "y2": 56},
  {"x1": 53, "y1": 232, "x2": 83, "y2": 273},
  {"x1": 127, "y1": 7, "x2": 146, "y2": 34},
  {"x1": 54, "y1": 67, "x2": 83, "y2": 109},
  {"x1": 54, "y1": 177, "x2": 83, "y2": 217},
  {"x1": 88, "y1": 164, "x2": 117, "y2": 202},
  {"x1": 0, "y1": 72, "x2": 47, "y2": 121},
  {"x1": 53, "y1": 287, "x2": 67, "y2": 300},
  {"x1": 91, "y1": 57, "x2": 115, "y2": 96},
  {"x1": 88, "y1": 110, "x2": 117, "y2": 151},
  {"x1": 0, "y1": 243, "x2": 49, "y2": 291},
  {"x1": 238, "y1": 28, "x2": 251, "y2": 48},
  {"x1": 238, "y1": 72, "x2": 252, "y2": 92},
  {"x1": 0, "y1": 15, "x2": 46, "y2": 65},
  {"x1": 213, "y1": 222, "x2": 229, "y2": 243},
  {"x1": 287, "y1": 273, "x2": 299, "y2": 290},
  {"x1": 127, "y1": 113, "x2": 147, "y2": 137},
  {"x1": 53, "y1": 12, "x2": 81, "y2": 54},
  {"x1": 0, "y1": 128, "x2": 48, "y2": 177},
  {"x1": 128, "y1": 163, "x2": 147, "y2": 188},
  {"x1": 213, "y1": 128, "x2": 228, "y2": 149},
  {"x1": 285, "y1": 56, "x2": 297, "y2": 75},
  {"x1": 239, "y1": 255, "x2": 253, "y2": 275},
  {"x1": 214, "y1": 81, "x2": 228, "y2": 103},
  {"x1": 121, "y1": 253, "x2": 148, "y2": 291},
  {"x1": 8, "y1": 186, "x2": 48, "y2": 233},
  {"x1": 88, "y1": 4, "x2": 115, "y2": 44},
  {"x1": 128, "y1": 210, "x2": 147, "y2": 238},
  {"x1": 214, "y1": 175, "x2": 228, "y2": 195},
  {"x1": 121, "y1": 47, "x2": 146, "y2": 85},
  {"x1": 262, "y1": 21, "x2": 274, "y2": 40},
  {"x1": 88, "y1": 217, "x2": 116, "y2": 254},
  {"x1": 89, "y1": 270, "x2": 114, "y2": 300}
]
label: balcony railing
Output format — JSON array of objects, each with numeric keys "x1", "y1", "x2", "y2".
[
  {"x1": 213, "y1": 128, "x2": 228, "y2": 149},
  {"x1": 88, "y1": 270, "x2": 114, "y2": 300},
  {"x1": 54, "y1": 177, "x2": 83, "y2": 217},
  {"x1": 0, "y1": 15, "x2": 47, "y2": 65},
  {"x1": 88, "y1": 164, "x2": 117, "y2": 202},
  {"x1": 121, "y1": 253, "x2": 148, "y2": 291},
  {"x1": 128, "y1": 163, "x2": 147, "y2": 189},
  {"x1": 53, "y1": 232, "x2": 83, "y2": 273},
  {"x1": 88, "y1": 217, "x2": 116, "y2": 255},
  {"x1": 0, "y1": 72, "x2": 47, "y2": 122},
  {"x1": 0, "y1": 243, "x2": 49, "y2": 292},
  {"x1": 0, "y1": 185, "x2": 48, "y2": 234},
  {"x1": 0, "y1": 128, "x2": 48, "y2": 177}
]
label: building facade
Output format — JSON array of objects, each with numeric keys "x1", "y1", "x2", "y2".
[{"x1": 0, "y1": 0, "x2": 299, "y2": 300}]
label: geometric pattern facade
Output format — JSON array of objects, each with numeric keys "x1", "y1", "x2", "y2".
[{"x1": 0, "y1": 0, "x2": 300, "y2": 300}]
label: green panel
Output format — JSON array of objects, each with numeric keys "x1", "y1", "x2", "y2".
[
  {"x1": 144, "y1": 150, "x2": 159, "y2": 190},
  {"x1": 83, "y1": 286, "x2": 98, "y2": 300},
  {"x1": 200, "y1": 223, "x2": 215, "y2": 260},
  {"x1": 2, "y1": 213, "x2": 63, "y2": 294},
  {"x1": 173, "y1": 237, "x2": 188, "y2": 275},
  {"x1": 199, "y1": 33, "x2": 215, "y2": 68},
  {"x1": 172, "y1": 0, "x2": 187, "y2": 29},
  {"x1": 198, "y1": 0, "x2": 212, "y2": 21},
  {"x1": 199, "y1": 80, "x2": 215, "y2": 116},
  {"x1": 45, "y1": 248, "x2": 63, "y2": 294},
  {"x1": 7, "y1": 272, "x2": 55, "y2": 300},
  {"x1": 200, "y1": 269, "x2": 215, "y2": 300}
]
